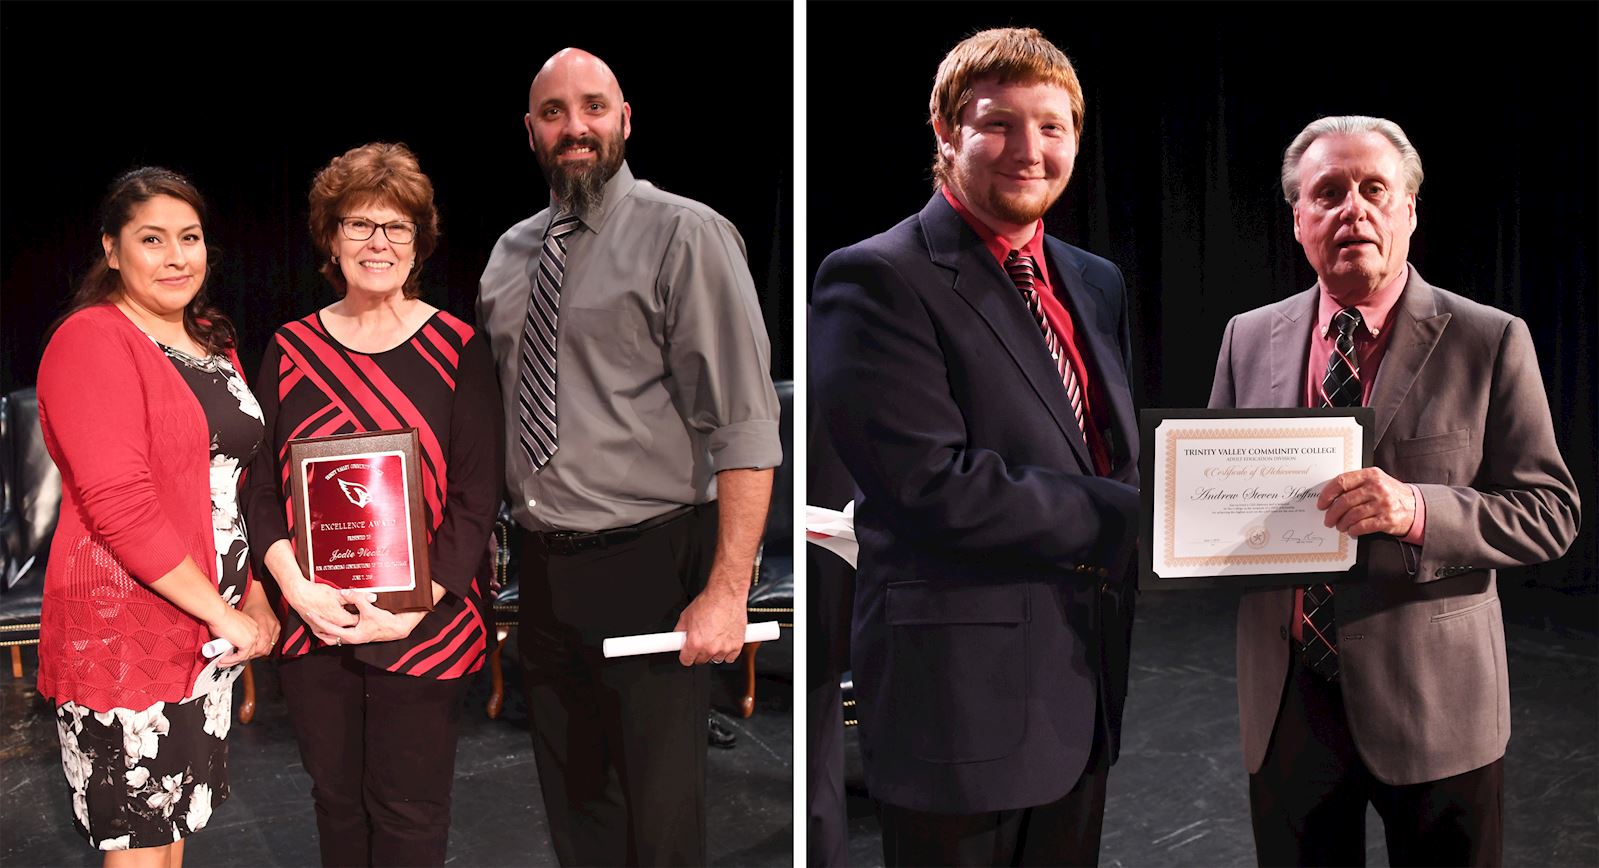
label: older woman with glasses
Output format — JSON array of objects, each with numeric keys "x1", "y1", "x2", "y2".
[{"x1": 242, "y1": 142, "x2": 502, "y2": 867}]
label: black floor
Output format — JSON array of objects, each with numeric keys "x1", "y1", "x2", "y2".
[
  {"x1": 0, "y1": 635, "x2": 793, "y2": 867},
  {"x1": 841, "y1": 587, "x2": 1599, "y2": 867}
]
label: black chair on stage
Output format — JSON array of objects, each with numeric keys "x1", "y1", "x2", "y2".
[
  {"x1": 0, "y1": 388, "x2": 60, "y2": 680},
  {"x1": 483, "y1": 378, "x2": 794, "y2": 720}
]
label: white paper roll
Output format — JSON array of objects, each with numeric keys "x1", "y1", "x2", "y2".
[
  {"x1": 202, "y1": 638, "x2": 234, "y2": 659},
  {"x1": 602, "y1": 620, "x2": 781, "y2": 658},
  {"x1": 805, "y1": 502, "x2": 859, "y2": 568}
]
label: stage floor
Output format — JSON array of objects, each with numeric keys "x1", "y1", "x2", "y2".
[
  {"x1": 841, "y1": 586, "x2": 1598, "y2": 867},
  {"x1": 1, "y1": 634, "x2": 793, "y2": 867}
]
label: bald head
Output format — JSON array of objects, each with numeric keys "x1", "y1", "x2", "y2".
[
  {"x1": 530, "y1": 48, "x2": 625, "y2": 111},
  {"x1": 524, "y1": 47, "x2": 632, "y2": 215}
]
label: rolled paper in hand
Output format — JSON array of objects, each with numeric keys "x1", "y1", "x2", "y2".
[
  {"x1": 602, "y1": 620, "x2": 781, "y2": 658},
  {"x1": 202, "y1": 638, "x2": 235, "y2": 659}
]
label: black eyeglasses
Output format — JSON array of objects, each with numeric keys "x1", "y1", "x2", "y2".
[{"x1": 339, "y1": 216, "x2": 418, "y2": 244}]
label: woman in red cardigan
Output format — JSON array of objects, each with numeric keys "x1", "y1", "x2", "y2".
[{"x1": 36, "y1": 168, "x2": 279, "y2": 865}]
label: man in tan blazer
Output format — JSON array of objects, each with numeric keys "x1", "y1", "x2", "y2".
[{"x1": 1209, "y1": 115, "x2": 1580, "y2": 866}]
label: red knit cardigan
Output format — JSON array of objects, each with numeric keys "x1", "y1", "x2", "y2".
[{"x1": 36, "y1": 303, "x2": 253, "y2": 711}]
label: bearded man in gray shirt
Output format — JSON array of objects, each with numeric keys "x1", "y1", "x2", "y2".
[{"x1": 476, "y1": 47, "x2": 782, "y2": 866}]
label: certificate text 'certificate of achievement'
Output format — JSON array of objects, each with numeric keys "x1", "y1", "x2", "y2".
[
  {"x1": 289, "y1": 430, "x2": 433, "y2": 613},
  {"x1": 1140, "y1": 409, "x2": 1373, "y2": 589}
]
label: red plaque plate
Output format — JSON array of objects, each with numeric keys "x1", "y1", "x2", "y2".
[{"x1": 288, "y1": 430, "x2": 433, "y2": 613}]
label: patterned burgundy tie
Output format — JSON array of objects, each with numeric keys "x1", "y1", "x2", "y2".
[
  {"x1": 1005, "y1": 251, "x2": 1086, "y2": 439},
  {"x1": 1302, "y1": 306, "x2": 1364, "y2": 680}
]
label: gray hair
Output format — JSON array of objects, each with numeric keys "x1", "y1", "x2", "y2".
[{"x1": 1280, "y1": 115, "x2": 1424, "y2": 204}]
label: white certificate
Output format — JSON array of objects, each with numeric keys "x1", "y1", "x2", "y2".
[{"x1": 1150, "y1": 416, "x2": 1363, "y2": 578}]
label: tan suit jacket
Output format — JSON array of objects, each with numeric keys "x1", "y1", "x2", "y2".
[{"x1": 1209, "y1": 267, "x2": 1580, "y2": 785}]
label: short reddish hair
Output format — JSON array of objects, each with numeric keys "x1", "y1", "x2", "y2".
[
  {"x1": 929, "y1": 27, "x2": 1085, "y2": 188},
  {"x1": 307, "y1": 142, "x2": 440, "y2": 298}
]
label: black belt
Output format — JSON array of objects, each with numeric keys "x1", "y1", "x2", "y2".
[{"x1": 534, "y1": 504, "x2": 698, "y2": 556}]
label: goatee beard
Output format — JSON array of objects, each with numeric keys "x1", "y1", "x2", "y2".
[
  {"x1": 982, "y1": 187, "x2": 1052, "y2": 227},
  {"x1": 550, "y1": 162, "x2": 607, "y2": 216},
  {"x1": 539, "y1": 131, "x2": 625, "y2": 217}
]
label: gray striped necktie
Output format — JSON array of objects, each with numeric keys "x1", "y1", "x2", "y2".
[{"x1": 516, "y1": 211, "x2": 582, "y2": 469}]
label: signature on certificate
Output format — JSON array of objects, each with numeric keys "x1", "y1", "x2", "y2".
[{"x1": 1281, "y1": 529, "x2": 1326, "y2": 546}]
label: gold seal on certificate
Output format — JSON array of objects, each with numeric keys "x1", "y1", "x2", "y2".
[
  {"x1": 288, "y1": 429, "x2": 434, "y2": 613},
  {"x1": 1138, "y1": 408, "x2": 1374, "y2": 589}
]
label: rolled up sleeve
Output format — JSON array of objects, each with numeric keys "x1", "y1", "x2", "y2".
[{"x1": 661, "y1": 216, "x2": 783, "y2": 473}]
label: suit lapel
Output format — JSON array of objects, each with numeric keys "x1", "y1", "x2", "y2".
[
  {"x1": 1268, "y1": 288, "x2": 1317, "y2": 408},
  {"x1": 1369, "y1": 270, "x2": 1449, "y2": 447},
  {"x1": 920, "y1": 196, "x2": 1093, "y2": 472},
  {"x1": 1045, "y1": 236, "x2": 1136, "y2": 476}
]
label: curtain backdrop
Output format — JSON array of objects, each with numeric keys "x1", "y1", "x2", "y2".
[{"x1": 1, "y1": 1, "x2": 793, "y2": 393}]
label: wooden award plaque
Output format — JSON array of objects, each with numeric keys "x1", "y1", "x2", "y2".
[{"x1": 287, "y1": 429, "x2": 433, "y2": 613}]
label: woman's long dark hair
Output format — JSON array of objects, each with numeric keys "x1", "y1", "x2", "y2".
[{"x1": 49, "y1": 167, "x2": 236, "y2": 353}]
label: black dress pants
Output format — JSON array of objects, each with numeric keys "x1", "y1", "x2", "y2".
[
  {"x1": 1249, "y1": 648, "x2": 1504, "y2": 867},
  {"x1": 806, "y1": 678, "x2": 850, "y2": 868},
  {"x1": 876, "y1": 731, "x2": 1110, "y2": 867},
  {"x1": 518, "y1": 503, "x2": 716, "y2": 867},
  {"x1": 277, "y1": 648, "x2": 473, "y2": 867}
]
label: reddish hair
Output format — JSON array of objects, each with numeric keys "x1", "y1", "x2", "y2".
[
  {"x1": 307, "y1": 142, "x2": 440, "y2": 298},
  {"x1": 929, "y1": 27, "x2": 1085, "y2": 189}
]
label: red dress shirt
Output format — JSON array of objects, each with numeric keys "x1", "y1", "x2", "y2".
[
  {"x1": 1293, "y1": 267, "x2": 1426, "y2": 641},
  {"x1": 942, "y1": 187, "x2": 1112, "y2": 475}
]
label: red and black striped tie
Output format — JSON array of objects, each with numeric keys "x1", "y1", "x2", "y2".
[{"x1": 1006, "y1": 250, "x2": 1086, "y2": 440}]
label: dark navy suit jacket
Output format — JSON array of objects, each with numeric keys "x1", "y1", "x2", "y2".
[{"x1": 811, "y1": 193, "x2": 1141, "y2": 813}]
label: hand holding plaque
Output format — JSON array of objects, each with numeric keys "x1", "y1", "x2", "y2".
[
  {"x1": 289, "y1": 430, "x2": 433, "y2": 614},
  {"x1": 325, "y1": 586, "x2": 438, "y2": 644}
]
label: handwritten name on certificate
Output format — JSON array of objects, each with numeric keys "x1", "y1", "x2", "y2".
[{"x1": 1151, "y1": 417, "x2": 1362, "y2": 577}]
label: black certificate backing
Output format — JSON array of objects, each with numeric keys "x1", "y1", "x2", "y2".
[{"x1": 1137, "y1": 408, "x2": 1375, "y2": 591}]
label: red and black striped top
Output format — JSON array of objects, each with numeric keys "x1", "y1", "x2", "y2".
[{"x1": 243, "y1": 310, "x2": 504, "y2": 679}]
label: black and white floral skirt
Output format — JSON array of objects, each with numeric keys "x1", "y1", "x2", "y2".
[
  {"x1": 55, "y1": 662, "x2": 240, "y2": 851},
  {"x1": 55, "y1": 346, "x2": 261, "y2": 850}
]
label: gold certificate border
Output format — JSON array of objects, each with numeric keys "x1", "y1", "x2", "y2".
[{"x1": 1162, "y1": 426, "x2": 1357, "y2": 567}]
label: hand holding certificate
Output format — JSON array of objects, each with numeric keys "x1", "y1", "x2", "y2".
[{"x1": 1139, "y1": 408, "x2": 1374, "y2": 589}]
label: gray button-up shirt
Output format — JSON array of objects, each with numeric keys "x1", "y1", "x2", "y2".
[{"x1": 478, "y1": 162, "x2": 782, "y2": 532}]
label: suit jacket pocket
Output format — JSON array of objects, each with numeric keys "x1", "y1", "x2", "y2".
[
  {"x1": 1429, "y1": 595, "x2": 1498, "y2": 623},
  {"x1": 886, "y1": 582, "x2": 1029, "y2": 764},
  {"x1": 1419, "y1": 596, "x2": 1505, "y2": 753},
  {"x1": 1393, "y1": 428, "x2": 1468, "y2": 458}
]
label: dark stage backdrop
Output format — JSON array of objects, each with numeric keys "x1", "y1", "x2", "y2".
[
  {"x1": 1, "y1": 0, "x2": 793, "y2": 393},
  {"x1": 807, "y1": 2, "x2": 1597, "y2": 598}
]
